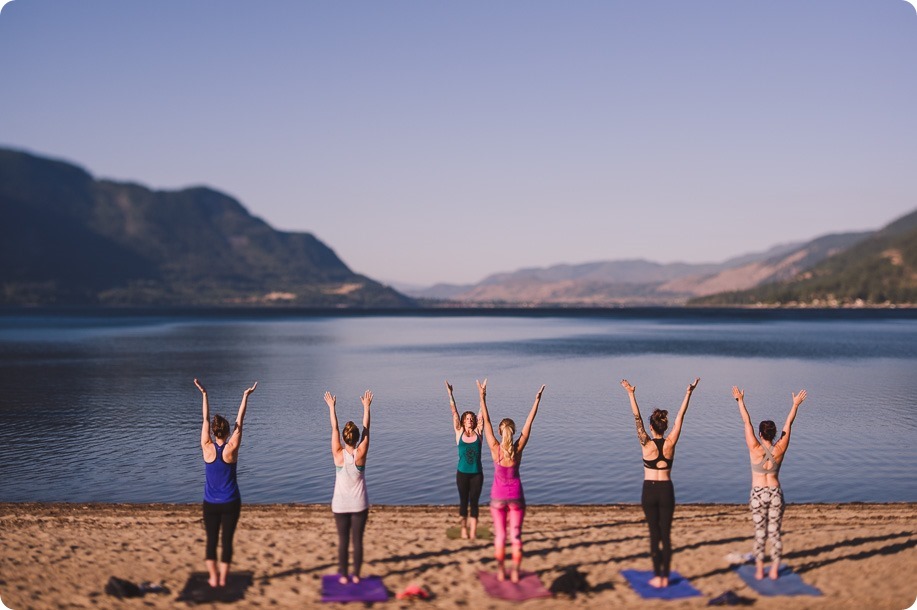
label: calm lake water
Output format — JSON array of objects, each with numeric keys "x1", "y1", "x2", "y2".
[{"x1": 1, "y1": 309, "x2": 915, "y2": 505}]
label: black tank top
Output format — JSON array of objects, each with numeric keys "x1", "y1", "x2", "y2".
[{"x1": 642, "y1": 438, "x2": 672, "y2": 470}]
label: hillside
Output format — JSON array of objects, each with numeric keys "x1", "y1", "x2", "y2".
[
  {"x1": 407, "y1": 234, "x2": 868, "y2": 306},
  {"x1": 0, "y1": 148, "x2": 413, "y2": 307},
  {"x1": 689, "y1": 209, "x2": 917, "y2": 306}
]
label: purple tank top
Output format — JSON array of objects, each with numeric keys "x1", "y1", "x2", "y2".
[
  {"x1": 491, "y1": 447, "x2": 523, "y2": 502},
  {"x1": 204, "y1": 442, "x2": 241, "y2": 504}
]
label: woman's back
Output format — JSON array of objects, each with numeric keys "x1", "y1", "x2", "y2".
[{"x1": 332, "y1": 447, "x2": 368, "y2": 513}]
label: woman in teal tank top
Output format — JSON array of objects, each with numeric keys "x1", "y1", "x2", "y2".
[{"x1": 446, "y1": 381, "x2": 484, "y2": 539}]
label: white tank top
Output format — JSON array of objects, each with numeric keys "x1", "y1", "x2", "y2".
[{"x1": 331, "y1": 447, "x2": 369, "y2": 513}]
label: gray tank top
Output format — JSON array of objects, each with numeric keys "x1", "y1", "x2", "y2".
[
  {"x1": 332, "y1": 447, "x2": 369, "y2": 513},
  {"x1": 750, "y1": 443, "x2": 781, "y2": 475}
]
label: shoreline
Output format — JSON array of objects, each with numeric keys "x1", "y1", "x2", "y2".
[{"x1": 1, "y1": 502, "x2": 914, "y2": 609}]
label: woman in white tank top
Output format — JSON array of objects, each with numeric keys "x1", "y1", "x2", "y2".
[{"x1": 326, "y1": 390, "x2": 373, "y2": 585}]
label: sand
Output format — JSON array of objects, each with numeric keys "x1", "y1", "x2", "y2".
[{"x1": 0, "y1": 502, "x2": 914, "y2": 609}]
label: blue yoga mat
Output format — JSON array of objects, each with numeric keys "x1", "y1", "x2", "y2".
[
  {"x1": 734, "y1": 564, "x2": 822, "y2": 596},
  {"x1": 320, "y1": 575, "x2": 389, "y2": 603},
  {"x1": 621, "y1": 569, "x2": 702, "y2": 599},
  {"x1": 176, "y1": 571, "x2": 254, "y2": 603}
]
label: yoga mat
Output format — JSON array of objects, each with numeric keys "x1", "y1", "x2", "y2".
[
  {"x1": 620, "y1": 569, "x2": 703, "y2": 600},
  {"x1": 320, "y1": 575, "x2": 389, "y2": 603},
  {"x1": 734, "y1": 564, "x2": 822, "y2": 596},
  {"x1": 478, "y1": 570, "x2": 552, "y2": 601},
  {"x1": 446, "y1": 525, "x2": 493, "y2": 540},
  {"x1": 175, "y1": 571, "x2": 253, "y2": 604}
]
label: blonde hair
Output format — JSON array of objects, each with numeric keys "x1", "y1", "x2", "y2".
[
  {"x1": 499, "y1": 418, "x2": 516, "y2": 462},
  {"x1": 342, "y1": 421, "x2": 359, "y2": 447}
]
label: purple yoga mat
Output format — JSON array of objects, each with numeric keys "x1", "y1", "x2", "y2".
[
  {"x1": 320, "y1": 575, "x2": 389, "y2": 603},
  {"x1": 478, "y1": 570, "x2": 552, "y2": 601}
]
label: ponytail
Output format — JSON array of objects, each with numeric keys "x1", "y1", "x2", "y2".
[{"x1": 499, "y1": 418, "x2": 516, "y2": 462}]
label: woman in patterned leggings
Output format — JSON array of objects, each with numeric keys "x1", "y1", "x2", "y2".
[{"x1": 732, "y1": 386, "x2": 807, "y2": 580}]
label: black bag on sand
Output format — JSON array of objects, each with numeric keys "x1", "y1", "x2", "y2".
[{"x1": 105, "y1": 576, "x2": 143, "y2": 599}]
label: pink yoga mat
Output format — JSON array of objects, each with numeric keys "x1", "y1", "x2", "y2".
[{"x1": 478, "y1": 570, "x2": 552, "y2": 601}]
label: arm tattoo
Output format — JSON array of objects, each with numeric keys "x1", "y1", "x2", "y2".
[{"x1": 634, "y1": 415, "x2": 649, "y2": 446}]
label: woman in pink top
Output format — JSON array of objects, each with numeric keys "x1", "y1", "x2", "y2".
[{"x1": 477, "y1": 378, "x2": 546, "y2": 583}]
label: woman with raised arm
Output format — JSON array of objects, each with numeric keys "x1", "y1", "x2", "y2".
[
  {"x1": 621, "y1": 377, "x2": 699, "y2": 588},
  {"x1": 326, "y1": 390, "x2": 373, "y2": 585},
  {"x1": 446, "y1": 381, "x2": 485, "y2": 539},
  {"x1": 195, "y1": 378, "x2": 257, "y2": 588},
  {"x1": 732, "y1": 386, "x2": 807, "y2": 581},
  {"x1": 478, "y1": 378, "x2": 546, "y2": 583}
]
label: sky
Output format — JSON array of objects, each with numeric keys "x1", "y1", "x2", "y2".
[{"x1": 1, "y1": 1, "x2": 916, "y2": 286}]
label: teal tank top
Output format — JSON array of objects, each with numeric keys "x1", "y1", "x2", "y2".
[{"x1": 457, "y1": 433, "x2": 483, "y2": 475}]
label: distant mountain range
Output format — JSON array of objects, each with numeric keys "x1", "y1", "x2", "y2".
[
  {"x1": 0, "y1": 148, "x2": 413, "y2": 307},
  {"x1": 3, "y1": 147, "x2": 913, "y2": 308},
  {"x1": 689, "y1": 208, "x2": 917, "y2": 307},
  {"x1": 405, "y1": 210, "x2": 916, "y2": 307}
]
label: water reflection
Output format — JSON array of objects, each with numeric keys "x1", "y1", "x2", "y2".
[{"x1": 1, "y1": 314, "x2": 915, "y2": 504}]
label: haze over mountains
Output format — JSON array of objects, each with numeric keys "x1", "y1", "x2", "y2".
[
  {"x1": 405, "y1": 231, "x2": 874, "y2": 306},
  {"x1": 2, "y1": 147, "x2": 913, "y2": 308},
  {"x1": 406, "y1": 206, "x2": 916, "y2": 307}
]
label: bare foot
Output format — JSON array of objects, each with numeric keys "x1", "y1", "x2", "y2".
[
  {"x1": 208, "y1": 575, "x2": 218, "y2": 588},
  {"x1": 351, "y1": 575, "x2": 361, "y2": 584},
  {"x1": 755, "y1": 563, "x2": 765, "y2": 580},
  {"x1": 460, "y1": 526, "x2": 469, "y2": 539},
  {"x1": 338, "y1": 575, "x2": 348, "y2": 585},
  {"x1": 510, "y1": 568, "x2": 520, "y2": 584},
  {"x1": 648, "y1": 576, "x2": 663, "y2": 588},
  {"x1": 496, "y1": 567, "x2": 506, "y2": 582},
  {"x1": 769, "y1": 564, "x2": 780, "y2": 580},
  {"x1": 661, "y1": 576, "x2": 669, "y2": 588}
]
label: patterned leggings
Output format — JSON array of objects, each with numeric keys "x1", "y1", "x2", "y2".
[{"x1": 749, "y1": 486, "x2": 784, "y2": 563}]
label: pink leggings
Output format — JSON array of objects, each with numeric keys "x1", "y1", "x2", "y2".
[{"x1": 490, "y1": 500, "x2": 525, "y2": 561}]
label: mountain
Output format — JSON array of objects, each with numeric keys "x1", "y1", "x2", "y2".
[
  {"x1": 405, "y1": 234, "x2": 869, "y2": 306},
  {"x1": 0, "y1": 148, "x2": 414, "y2": 307},
  {"x1": 689, "y1": 209, "x2": 917, "y2": 306}
]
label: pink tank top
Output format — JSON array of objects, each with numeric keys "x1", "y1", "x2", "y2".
[{"x1": 491, "y1": 447, "x2": 523, "y2": 502}]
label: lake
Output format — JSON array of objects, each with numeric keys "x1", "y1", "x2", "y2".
[{"x1": 1, "y1": 309, "x2": 915, "y2": 505}]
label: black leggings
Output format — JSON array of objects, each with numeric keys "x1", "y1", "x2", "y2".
[
  {"x1": 456, "y1": 471, "x2": 484, "y2": 519},
  {"x1": 203, "y1": 499, "x2": 241, "y2": 563},
  {"x1": 641, "y1": 480, "x2": 675, "y2": 577},
  {"x1": 334, "y1": 509, "x2": 369, "y2": 577}
]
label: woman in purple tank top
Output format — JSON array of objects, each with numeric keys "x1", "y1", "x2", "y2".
[
  {"x1": 477, "y1": 378, "x2": 545, "y2": 583},
  {"x1": 195, "y1": 378, "x2": 257, "y2": 588}
]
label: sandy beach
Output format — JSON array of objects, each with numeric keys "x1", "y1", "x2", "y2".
[{"x1": 0, "y1": 502, "x2": 913, "y2": 609}]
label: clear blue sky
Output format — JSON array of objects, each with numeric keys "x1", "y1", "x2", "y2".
[{"x1": 1, "y1": 1, "x2": 915, "y2": 285}]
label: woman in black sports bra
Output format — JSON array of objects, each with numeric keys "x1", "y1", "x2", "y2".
[{"x1": 621, "y1": 377, "x2": 699, "y2": 588}]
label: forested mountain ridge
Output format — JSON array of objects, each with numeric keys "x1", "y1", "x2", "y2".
[
  {"x1": 0, "y1": 148, "x2": 413, "y2": 307},
  {"x1": 689, "y1": 208, "x2": 917, "y2": 306}
]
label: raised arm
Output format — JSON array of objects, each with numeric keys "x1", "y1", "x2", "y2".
[
  {"x1": 357, "y1": 390, "x2": 372, "y2": 459},
  {"x1": 621, "y1": 379, "x2": 649, "y2": 446},
  {"x1": 515, "y1": 385, "x2": 545, "y2": 453},
  {"x1": 326, "y1": 391, "x2": 344, "y2": 463},
  {"x1": 477, "y1": 379, "x2": 498, "y2": 452},
  {"x1": 666, "y1": 378, "x2": 699, "y2": 446},
  {"x1": 446, "y1": 381, "x2": 461, "y2": 433},
  {"x1": 775, "y1": 389, "x2": 806, "y2": 453},
  {"x1": 195, "y1": 378, "x2": 212, "y2": 451},
  {"x1": 732, "y1": 386, "x2": 759, "y2": 450},
  {"x1": 224, "y1": 381, "x2": 257, "y2": 459}
]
